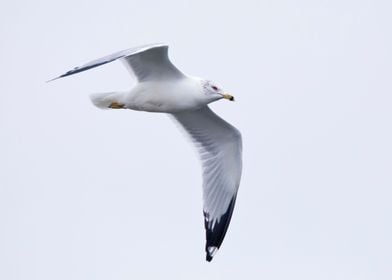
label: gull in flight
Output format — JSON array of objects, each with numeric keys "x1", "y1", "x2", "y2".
[{"x1": 50, "y1": 44, "x2": 242, "y2": 262}]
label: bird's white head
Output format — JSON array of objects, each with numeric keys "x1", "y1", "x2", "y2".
[{"x1": 201, "y1": 80, "x2": 235, "y2": 102}]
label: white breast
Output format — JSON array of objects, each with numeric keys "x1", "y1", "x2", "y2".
[{"x1": 124, "y1": 77, "x2": 207, "y2": 113}]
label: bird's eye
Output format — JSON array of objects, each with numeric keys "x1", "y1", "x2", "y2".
[{"x1": 211, "y1": 86, "x2": 218, "y2": 91}]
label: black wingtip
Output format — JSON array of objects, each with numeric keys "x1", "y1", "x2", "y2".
[
  {"x1": 46, "y1": 72, "x2": 71, "y2": 83},
  {"x1": 46, "y1": 63, "x2": 102, "y2": 83},
  {"x1": 46, "y1": 76, "x2": 61, "y2": 83},
  {"x1": 203, "y1": 197, "x2": 237, "y2": 262}
]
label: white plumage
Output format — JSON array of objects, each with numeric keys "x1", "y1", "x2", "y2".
[{"x1": 50, "y1": 44, "x2": 242, "y2": 262}]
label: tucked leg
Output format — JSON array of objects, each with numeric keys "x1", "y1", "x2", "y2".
[{"x1": 108, "y1": 102, "x2": 125, "y2": 109}]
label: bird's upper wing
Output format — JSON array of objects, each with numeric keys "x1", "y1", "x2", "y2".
[
  {"x1": 49, "y1": 43, "x2": 184, "y2": 82},
  {"x1": 172, "y1": 106, "x2": 242, "y2": 262}
]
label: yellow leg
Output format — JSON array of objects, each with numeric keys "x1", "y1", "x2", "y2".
[{"x1": 109, "y1": 102, "x2": 125, "y2": 109}]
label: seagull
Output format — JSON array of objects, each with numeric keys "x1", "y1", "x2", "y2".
[{"x1": 50, "y1": 43, "x2": 242, "y2": 262}]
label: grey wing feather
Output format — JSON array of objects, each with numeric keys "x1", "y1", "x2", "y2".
[
  {"x1": 172, "y1": 106, "x2": 242, "y2": 261},
  {"x1": 121, "y1": 45, "x2": 184, "y2": 81},
  {"x1": 48, "y1": 43, "x2": 184, "y2": 82}
]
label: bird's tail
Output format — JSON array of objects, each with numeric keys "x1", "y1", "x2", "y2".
[{"x1": 90, "y1": 92, "x2": 126, "y2": 109}]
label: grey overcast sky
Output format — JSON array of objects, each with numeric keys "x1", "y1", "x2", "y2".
[{"x1": 1, "y1": 0, "x2": 391, "y2": 279}]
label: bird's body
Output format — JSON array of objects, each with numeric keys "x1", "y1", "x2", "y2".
[
  {"x1": 92, "y1": 77, "x2": 212, "y2": 113},
  {"x1": 51, "y1": 44, "x2": 242, "y2": 262}
]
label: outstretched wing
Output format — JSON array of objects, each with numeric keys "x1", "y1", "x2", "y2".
[
  {"x1": 49, "y1": 43, "x2": 184, "y2": 82},
  {"x1": 172, "y1": 106, "x2": 242, "y2": 262}
]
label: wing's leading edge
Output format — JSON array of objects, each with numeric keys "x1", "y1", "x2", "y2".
[{"x1": 48, "y1": 43, "x2": 184, "y2": 82}]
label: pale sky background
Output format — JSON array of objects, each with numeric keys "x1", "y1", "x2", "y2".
[{"x1": 1, "y1": 0, "x2": 391, "y2": 279}]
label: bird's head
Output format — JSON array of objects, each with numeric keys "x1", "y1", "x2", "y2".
[{"x1": 201, "y1": 80, "x2": 235, "y2": 102}]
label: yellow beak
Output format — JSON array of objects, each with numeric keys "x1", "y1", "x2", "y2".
[{"x1": 222, "y1": 93, "x2": 235, "y2": 101}]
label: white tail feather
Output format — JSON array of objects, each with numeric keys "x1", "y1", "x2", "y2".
[{"x1": 90, "y1": 92, "x2": 125, "y2": 109}]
